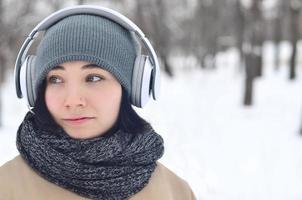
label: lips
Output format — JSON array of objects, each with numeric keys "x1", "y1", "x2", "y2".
[{"x1": 63, "y1": 117, "x2": 95, "y2": 125}]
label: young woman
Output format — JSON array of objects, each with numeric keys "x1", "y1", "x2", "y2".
[{"x1": 0, "y1": 5, "x2": 195, "y2": 200}]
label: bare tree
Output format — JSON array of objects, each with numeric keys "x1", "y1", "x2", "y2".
[
  {"x1": 253, "y1": 0, "x2": 264, "y2": 78},
  {"x1": 289, "y1": 0, "x2": 301, "y2": 80},
  {"x1": 77, "y1": 0, "x2": 85, "y2": 5},
  {"x1": 133, "y1": 0, "x2": 173, "y2": 76},
  {"x1": 243, "y1": 0, "x2": 264, "y2": 106},
  {"x1": 272, "y1": 0, "x2": 283, "y2": 71},
  {"x1": 193, "y1": 0, "x2": 220, "y2": 69},
  {"x1": 234, "y1": 0, "x2": 245, "y2": 70},
  {"x1": 0, "y1": 0, "x2": 4, "y2": 127}
]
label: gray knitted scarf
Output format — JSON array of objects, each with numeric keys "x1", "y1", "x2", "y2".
[{"x1": 16, "y1": 112, "x2": 164, "y2": 200}]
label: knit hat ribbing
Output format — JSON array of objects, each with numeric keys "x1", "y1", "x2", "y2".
[{"x1": 34, "y1": 14, "x2": 137, "y2": 96}]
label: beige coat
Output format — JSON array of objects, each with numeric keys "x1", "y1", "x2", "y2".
[{"x1": 0, "y1": 155, "x2": 195, "y2": 200}]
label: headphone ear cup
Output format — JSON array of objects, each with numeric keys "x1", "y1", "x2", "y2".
[
  {"x1": 131, "y1": 56, "x2": 143, "y2": 107},
  {"x1": 20, "y1": 55, "x2": 36, "y2": 108},
  {"x1": 131, "y1": 55, "x2": 152, "y2": 108},
  {"x1": 27, "y1": 55, "x2": 37, "y2": 108}
]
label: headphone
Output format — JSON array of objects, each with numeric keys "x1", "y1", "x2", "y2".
[{"x1": 14, "y1": 5, "x2": 160, "y2": 109}]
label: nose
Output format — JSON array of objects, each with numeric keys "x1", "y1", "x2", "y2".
[{"x1": 63, "y1": 86, "x2": 86, "y2": 109}]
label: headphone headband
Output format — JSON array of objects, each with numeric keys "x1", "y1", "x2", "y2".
[
  {"x1": 14, "y1": 5, "x2": 160, "y2": 100},
  {"x1": 35, "y1": 6, "x2": 143, "y2": 34}
]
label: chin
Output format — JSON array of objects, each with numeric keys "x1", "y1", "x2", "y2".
[{"x1": 65, "y1": 129, "x2": 104, "y2": 139}]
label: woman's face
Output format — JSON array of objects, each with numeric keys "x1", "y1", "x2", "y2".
[{"x1": 45, "y1": 61, "x2": 122, "y2": 139}]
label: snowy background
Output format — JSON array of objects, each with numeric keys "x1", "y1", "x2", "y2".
[{"x1": 1, "y1": 42, "x2": 302, "y2": 200}]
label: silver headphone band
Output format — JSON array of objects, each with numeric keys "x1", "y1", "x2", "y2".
[
  {"x1": 15, "y1": 5, "x2": 160, "y2": 99},
  {"x1": 38, "y1": 6, "x2": 139, "y2": 32}
]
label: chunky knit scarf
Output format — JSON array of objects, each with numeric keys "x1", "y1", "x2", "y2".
[{"x1": 16, "y1": 112, "x2": 164, "y2": 200}]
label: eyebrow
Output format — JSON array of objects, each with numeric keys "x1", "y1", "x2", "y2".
[
  {"x1": 51, "y1": 65, "x2": 64, "y2": 70},
  {"x1": 81, "y1": 64, "x2": 100, "y2": 69},
  {"x1": 52, "y1": 63, "x2": 101, "y2": 71}
]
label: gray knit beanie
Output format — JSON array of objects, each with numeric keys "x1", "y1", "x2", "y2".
[{"x1": 34, "y1": 14, "x2": 137, "y2": 96}]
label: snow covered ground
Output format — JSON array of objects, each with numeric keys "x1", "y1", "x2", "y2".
[{"x1": 1, "y1": 42, "x2": 302, "y2": 200}]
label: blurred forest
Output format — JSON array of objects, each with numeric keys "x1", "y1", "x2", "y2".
[{"x1": 0, "y1": 0, "x2": 302, "y2": 126}]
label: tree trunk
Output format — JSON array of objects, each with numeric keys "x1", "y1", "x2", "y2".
[
  {"x1": 154, "y1": 0, "x2": 173, "y2": 77},
  {"x1": 254, "y1": 45, "x2": 263, "y2": 77},
  {"x1": 273, "y1": 16, "x2": 282, "y2": 71},
  {"x1": 77, "y1": 0, "x2": 85, "y2": 5},
  {"x1": 253, "y1": 0, "x2": 263, "y2": 78},
  {"x1": 242, "y1": 0, "x2": 263, "y2": 106},
  {"x1": 234, "y1": 0, "x2": 245, "y2": 71},
  {"x1": 290, "y1": 41, "x2": 297, "y2": 80},
  {"x1": 243, "y1": 53, "x2": 256, "y2": 106},
  {"x1": 0, "y1": 0, "x2": 3, "y2": 127},
  {"x1": 289, "y1": 5, "x2": 299, "y2": 80},
  {"x1": 254, "y1": 20, "x2": 263, "y2": 78},
  {"x1": 243, "y1": 77, "x2": 253, "y2": 106},
  {"x1": 162, "y1": 55, "x2": 173, "y2": 77},
  {"x1": 0, "y1": 87, "x2": 2, "y2": 127},
  {"x1": 0, "y1": 63, "x2": 3, "y2": 127}
]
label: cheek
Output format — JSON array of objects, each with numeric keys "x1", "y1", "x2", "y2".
[
  {"x1": 92, "y1": 86, "x2": 122, "y2": 115},
  {"x1": 108, "y1": 91, "x2": 122, "y2": 115},
  {"x1": 45, "y1": 88, "x2": 61, "y2": 114},
  {"x1": 107, "y1": 86, "x2": 122, "y2": 110}
]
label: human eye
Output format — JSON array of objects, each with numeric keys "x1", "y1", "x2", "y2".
[
  {"x1": 86, "y1": 74, "x2": 104, "y2": 82},
  {"x1": 47, "y1": 75, "x2": 63, "y2": 84}
]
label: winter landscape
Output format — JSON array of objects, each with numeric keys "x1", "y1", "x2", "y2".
[{"x1": 1, "y1": 42, "x2": 302, "y2": 200}]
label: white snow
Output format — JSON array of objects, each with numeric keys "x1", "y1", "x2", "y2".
[{"x1": 1, "y1": 41, "x2": 302, "y2": 200}]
